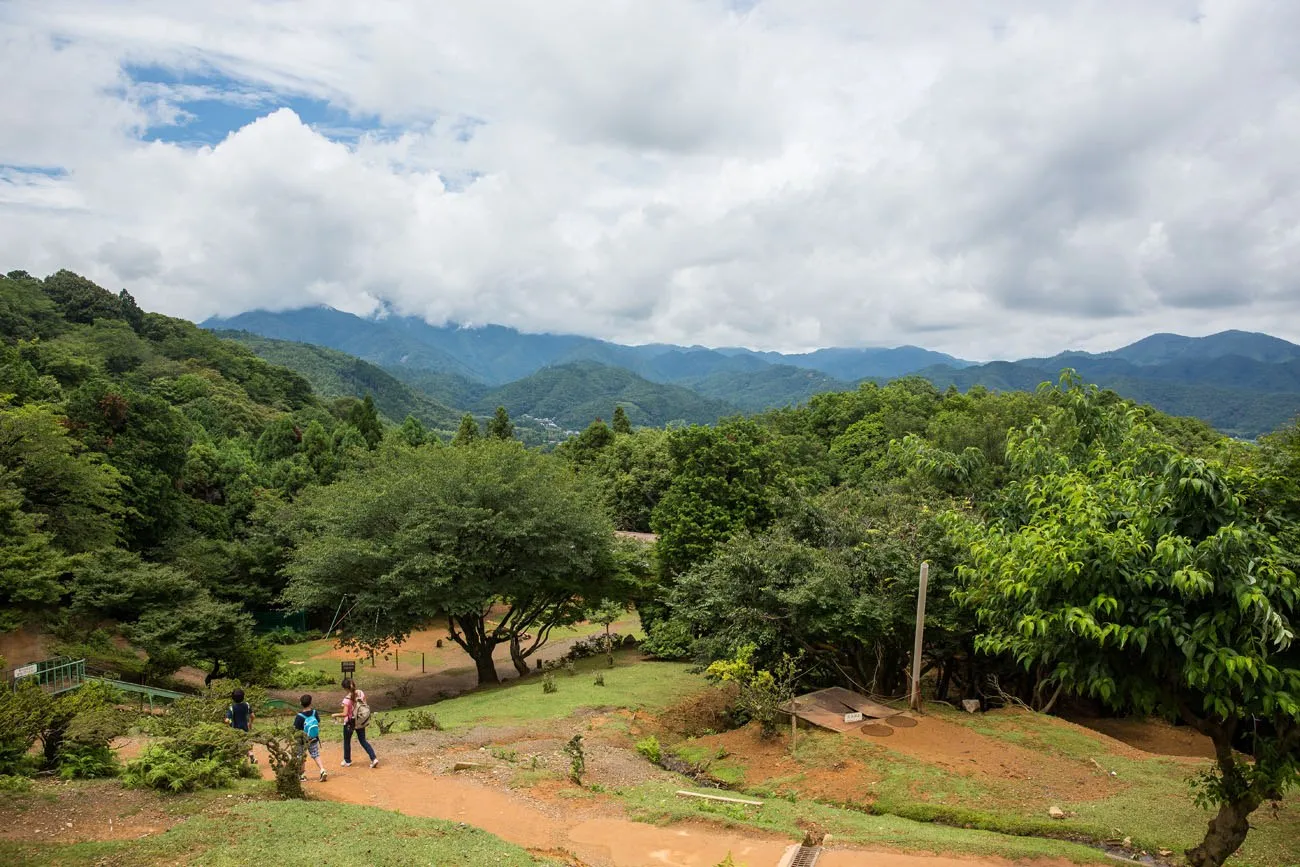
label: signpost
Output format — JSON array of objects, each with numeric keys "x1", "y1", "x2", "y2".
[
  {"x1": 909, "y1": 561, "x2": 930, "y2": 712},
  {"x1": 341, "y1": 660, "x2": 356, "y2": 676}
]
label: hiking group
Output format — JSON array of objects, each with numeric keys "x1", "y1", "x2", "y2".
[{"x1": 226, "y1": 678, "x2": 379, "y2": 782}]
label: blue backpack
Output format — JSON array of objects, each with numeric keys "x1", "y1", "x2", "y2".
[{"x1": 297, "y1": 710, "x2": 320, "y2": 740}]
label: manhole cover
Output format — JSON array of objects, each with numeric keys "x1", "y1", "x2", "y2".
[{"x1": 788, "y1": 845, "x2": 822, "y2": 866}]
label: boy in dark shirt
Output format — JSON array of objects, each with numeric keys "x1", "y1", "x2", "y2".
[
  {"x1": 293, "y1": 694, "x2": 328, "y2": 782},
  {"x1": 224, "y1": 688, "x2": 256, "y2": 764}
]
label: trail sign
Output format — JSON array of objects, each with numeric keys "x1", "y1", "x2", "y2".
[
  {"x1": 843, "y1": 711, "x2": 864, "y2": 724},
  {"x1": 340, "y1": 661, "x2": 356, "y2": 674},
  {"x1": 14, "y1": 663, "x2": 37, "y2": 679}
]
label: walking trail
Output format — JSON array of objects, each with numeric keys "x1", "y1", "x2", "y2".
[{"x1": 284, "y1": 758, "x2": 1070, "y2": 867}]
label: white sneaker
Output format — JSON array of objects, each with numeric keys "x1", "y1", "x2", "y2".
[
  {"x1": 319, "y1": 769, "x2": 328, "y2": 782},
  {"x1": 370, "y1": 758, "x2": 379, "y2": 768},
  {"x1": 340, "y1": 761, "x2": 352, "y2": 767}
]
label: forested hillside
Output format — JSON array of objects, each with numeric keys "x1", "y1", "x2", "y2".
[
  {"x1": 0, "y1": 269, "x2": 404, "y2": 684},
  {"x1": 473, "y1": 361, "x2": 736, "y2": 429},
  {"x1": 212, "y1": 330, "x2": 461, "y2": 430}
]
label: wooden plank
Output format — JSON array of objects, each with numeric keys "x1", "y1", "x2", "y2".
[{"x1": 674, "y1": 790, "x2": 763, "y2": 806}]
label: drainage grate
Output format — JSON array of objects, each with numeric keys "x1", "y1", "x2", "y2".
[{"x1": 788, "y1": 846, "x2": 822, "y2": 867}]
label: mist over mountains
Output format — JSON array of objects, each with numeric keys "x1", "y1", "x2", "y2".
[{"x1": 204, "y1": 308, "x2": 1300, "y2": 438}]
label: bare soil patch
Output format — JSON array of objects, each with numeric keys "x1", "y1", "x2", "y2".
[
  {"x1": 0, "y1": 779, "x2": 244, "y2": 844},
  {"x1": 1066, "y1": 716, "x2": 1215, "y2": 760}
]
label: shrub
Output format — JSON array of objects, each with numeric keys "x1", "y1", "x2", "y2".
[
  {"x1": 542, "y1": 673, "x2": 558, "y2": 694},
  {"x1": 406, "y1": 710, "x2": 441, "y2": 732},
  {"x1": 0, "y1": 774, "x2": 32, "y2": 793},
  {"x1": 267, "y1": 665, "x2": 335, "y2": 689},
  {"x1": 563, "y1": 660, "x2": 576, "y2": 676},
  {"x1": 57, "y1": 743, "x2": 119, "y2": 780},
  {"x1": 635, "y1": 735, "x2": 662, "y2": 764},
  {"x1": 640, "y1": 618, "x2": 694, "y2": 660},
  {"x1": 563, "y1": 734, "x2": 585, "y2": 785},
  {"x1": 564, "y1": 633, "x2": 630, "y2": 661},
  {"x1": 704, "y1": 644, "x2": 798, "y2": 739},
  {"x1": 123, "y1": 722, "x2": 254, "y2": 793},
  {"x1": 593, "y1": 673, "x2": 605, "y2": 687},
  {"x1": 252, "y1": 728, "x2": 305, "y2": 799}
]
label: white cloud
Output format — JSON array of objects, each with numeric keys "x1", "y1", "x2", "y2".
[{"x1": 1, "y1": 0, "x2": 1299, "y2": 358}]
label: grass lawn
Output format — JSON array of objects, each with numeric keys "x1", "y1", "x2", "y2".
[
  {"x1": 0, "y1": 801, "x2": 550, "y2": 866},
  {"x1": 665, "y1": 707, "x2": 1300, "y2": 867},
  {"x1": 617, "y1": 782, "x2": 1110, "y2": 864},
  {"x1": 385, "y1": 650, "x2": 706, "y2": 731}
]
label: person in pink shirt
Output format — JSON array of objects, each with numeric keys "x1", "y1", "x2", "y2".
[{"x1": 331, "y1": 678, "x2": 378, "y2": 768}]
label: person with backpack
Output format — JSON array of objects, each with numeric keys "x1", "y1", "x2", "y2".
[
  {"x1": 331, "y1": 678, "x2": 378, "y2": 768},
  {"x1": 294, "y1": 694, "x2": 328, "y2": 782},
  {"x1": 224, "y1": 687, "x2": 256, "y2": 765}
]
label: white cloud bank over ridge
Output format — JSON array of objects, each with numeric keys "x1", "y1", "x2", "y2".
[{"x1": 1, "y1": 0, "x2": 1299, "y2": 358}]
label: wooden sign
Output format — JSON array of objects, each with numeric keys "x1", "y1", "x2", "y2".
[
  {"x1": 843, "y1": 711, "x2": 864, "y2": 723},
  {"x1": 340, "y1": 660, "x2": 356, "y2": 673}
]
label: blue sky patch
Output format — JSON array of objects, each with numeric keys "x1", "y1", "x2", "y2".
[{"x1": 123, "y1": 63, "x2": 385, "y2": 146}]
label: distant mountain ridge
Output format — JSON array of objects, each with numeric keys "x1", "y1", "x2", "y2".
[
  {"x1": 202, "y1": 308, "x2": 1300, "y2": 438},
  {"x1": 202, "y1": 307, "x2": 972, "y2": 385}
]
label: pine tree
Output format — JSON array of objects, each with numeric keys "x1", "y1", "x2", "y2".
[
  {"x1": 611, "y1": 405, "x2": 632, "y2": 435},
  {"x1": 347, "y1": 395, "x2": 384, "y2": 449},
  {"x1": 487, "y1": 406, "x2": 514, "y2": 440},
  {"x1": 452, "y1": 413, "x2": 480, "y2": 446}
]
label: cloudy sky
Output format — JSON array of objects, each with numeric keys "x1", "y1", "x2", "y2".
[{"x1": 2, "y1": 1, "x2": 1298, "y2": 359}]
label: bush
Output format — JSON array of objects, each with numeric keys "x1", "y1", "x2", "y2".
[
  {"x1": 252, "y1": 728, "x2": 305, "y2": 799},
  {"x1": 542, "y1": 673, "x2": 558, "y2": 694},
  {"x1": 563, "y1": 734, "x2": 585, "y2": 785},
  {"x1": 593, "y1": 673, "x2": 605, "y2": 687},
  {"x1": 635, "y1": 735, "x2": 662, "y2": 764},
  {"x1": 57, "y1": 743, "x2": 119, "y2": 780},
  {"x1": 640, "y1": 618, "x2": 694, "y2": 660},
  {"x1": 564, "y1": 633, "x2": 630, "y2": 661},
  {"x1": 123, "y1": 722, "x2": 255, "y2": 793},
  {"x1": 267, "y1": 665, "x2": 335, "y2": 689},
  {"x1": 406, "y1": 710, "x2": 441, "y2": 732},
  {"x1": 0, "y1": 774, "x2": 32, "y2": 793},
  {"x1": 262, "y1": 627, "x2": 323, "y2": 645},
  {"x1": 704, "y1": 644, "x2": 798, "y2": 739}
]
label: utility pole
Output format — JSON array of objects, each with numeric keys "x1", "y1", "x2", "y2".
[{"x1": 909, "y1": 561, "x2": 930, "y2": 712}]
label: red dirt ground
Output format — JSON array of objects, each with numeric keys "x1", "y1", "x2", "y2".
[{"x1": 1066, "y1": 716, "x2": 1215, "y2": 760}]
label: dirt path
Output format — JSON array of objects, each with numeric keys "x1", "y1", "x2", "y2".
[{"x1": 289, "y1": 755, "x2": 1069, "y2": 867}]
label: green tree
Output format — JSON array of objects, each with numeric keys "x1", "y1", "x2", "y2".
[
  {"x1": 590, "y1": 428, "x2": 673, "y2": 532},
  {"x1": 611, "y1": 405, "x2": 632, "y2": 435},
  {"x1": 650, "y1": 418, "x2": 783, "y2": 578},
  {"x1": 452, "y1": 413, "x2": 480, "y2": 446},
  {"x1": 0, "y1": 482, "x2": 68, "y2": 631},
  {"x1": 946, "y1": 378, "x2": 1299, "y2": 866},
  {"x1": 346, "y1": 394, "x2": 383, "y2": 449},
  {"x1": 283, "y1": 441, "x2": 620, "y2": 685},
  {"x1": 0, "y1": 401, "x2": 123, "y2": 552},
  {"x1": 486, "y1": 406, "x2": 514, "y2": 440},
  {"x1": 397, "y1": 414, "x2": 427, "y2": 447},
  {"x1": 561, "y1": 418, "x2": 615, "y2": 465}
]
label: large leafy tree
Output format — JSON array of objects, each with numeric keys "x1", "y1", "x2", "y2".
[
  {"x1": 283, "y1": 441, "x2": 620, "y2": 685},
  {"x1": 948, "y1": 378, "x2": 1299, "y2": 867},
  {"x1": 651, "y1": 418, "x2": 784, "y2": 578}
]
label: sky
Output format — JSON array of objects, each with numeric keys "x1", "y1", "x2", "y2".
[{"x1": 2, "y1": 1, "x2": 1299, "y2": 360}]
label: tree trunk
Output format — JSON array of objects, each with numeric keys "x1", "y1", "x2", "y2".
[
  {"x1": 474, "y1": 650, "x2": 501, "y2": 686},
  {"x1": 1185, "y1": 794, "x2": 1262, "y2": 867},
  {"x1": 1183, "y1": 715, "x2": 1263, "y2": 867},
  {"x1": 509, "y1": 635, "x2": 529, "y2": 677}
]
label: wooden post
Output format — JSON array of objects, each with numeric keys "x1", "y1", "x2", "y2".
[
  {"x1": 910, "y1": 561, "x2": 930, "y2": 712},
  {"x1": 790, "y1": 700, "x2": 798, "y2": 755},
  {"x1": 422, "y1": 652, "x2": 425, "y2": 673}
]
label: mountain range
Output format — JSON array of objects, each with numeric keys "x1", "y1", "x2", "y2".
[{"x1": 203, "y1": 309, "x2": 1300, "y2": 438}]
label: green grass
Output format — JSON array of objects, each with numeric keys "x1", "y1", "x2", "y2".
[
  {"x1": 617, "y1": 782, "x2": 1111, "y2": 864},
  {"x1": 384, "y1": 651, "x2": 706, "y2": 731},
  {"x1": 676, "y1": 710, "x2": 1300, "y2": 867},
  {"x1": 0, "y1": 801, "x2": 550, "y2": 866}
]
